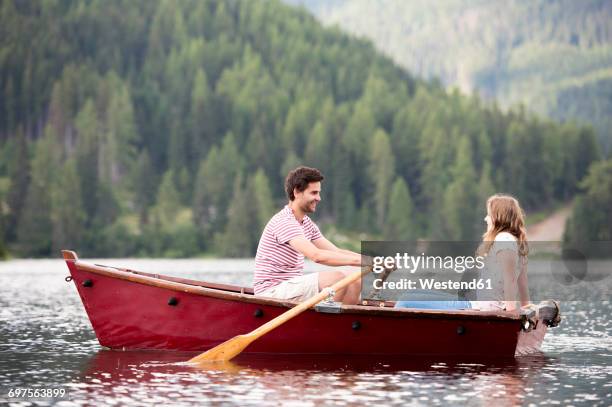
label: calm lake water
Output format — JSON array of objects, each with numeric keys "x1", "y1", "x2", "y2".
[{"x1": 0, "y1": 258, "x2": 610, "y2": 406}]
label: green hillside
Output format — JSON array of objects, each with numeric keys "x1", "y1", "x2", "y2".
[
  {"x1": 291, "y1": 0, "x2": 612, "y2": 154},
  {"x1": 0, "y1": 0, "x2": 600, "y2": 258}
]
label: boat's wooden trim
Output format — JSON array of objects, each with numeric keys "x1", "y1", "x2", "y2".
[
  {"x1": 62, "y1": 250, "x2": 78, "y2": 261},
  {"x1": 69, "y1": 258, "x2": 522, "y2": 322}
]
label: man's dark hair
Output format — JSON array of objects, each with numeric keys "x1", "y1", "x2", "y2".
[{"x1": 285, "y1": 166, "x2": 324, "y2": 201}]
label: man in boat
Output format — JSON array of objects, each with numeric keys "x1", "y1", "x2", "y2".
[{"x1": 254, "y1": 166, "x2": 365, "y2": 304}]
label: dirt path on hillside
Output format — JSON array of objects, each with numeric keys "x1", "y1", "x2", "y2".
[{"x1": 526, "y1": 205, "x2": 572, "y2": 241}]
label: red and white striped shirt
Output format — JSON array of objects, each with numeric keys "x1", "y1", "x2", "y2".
[{"x1": 254, "y1": 205, "x2": 323, "y2": 294}]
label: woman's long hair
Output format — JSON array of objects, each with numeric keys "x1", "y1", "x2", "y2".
[{"x1": 478, "y1": 194, "x2": 529, "y2": 259}]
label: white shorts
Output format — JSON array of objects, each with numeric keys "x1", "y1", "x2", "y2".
[{"x1": 259, "y1": 273, "x2": 320, "y2": 301}]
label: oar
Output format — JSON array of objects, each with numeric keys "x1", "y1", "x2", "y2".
[{"x1": 188, "y1": 267, "x2": 371, "y2": 364}]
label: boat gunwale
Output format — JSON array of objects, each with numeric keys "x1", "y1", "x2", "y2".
[{"x1": 67, "y1": 257, "x2": 523, "y2": 323}]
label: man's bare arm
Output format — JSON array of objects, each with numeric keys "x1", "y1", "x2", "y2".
[
  {"x1": 312, "y1": 236, "x2": 361, "y2": 257},
  {"x1": 290, "y1": 237, "x2": 361, "y2": 267}
]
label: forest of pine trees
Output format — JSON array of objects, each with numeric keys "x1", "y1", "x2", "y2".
[
  {"x1": 296, "y1": 0, "x2": 612, "y2": 154},
  {"x1": 0, "y1": 0, "x2": 604, "y2": 258},
  {"x1": 564, "y1": 159, "x2": 612, "y2": 256}
]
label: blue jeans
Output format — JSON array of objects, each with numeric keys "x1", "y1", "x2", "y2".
[{"x1": 394, "y1": 290, "x2": 472, "y2": 310}]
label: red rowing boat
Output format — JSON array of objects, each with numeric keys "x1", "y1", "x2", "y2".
[{"x1": 62, "y1": 250, "x2": 560, "y2": 357}]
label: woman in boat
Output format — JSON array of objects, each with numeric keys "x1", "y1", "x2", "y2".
[
  {"x1": 472, "y1": 193, "x2": 530, "y2": 311},
  {"x1": 395, "y1": 193, "x2": 530, "y2": 312}
]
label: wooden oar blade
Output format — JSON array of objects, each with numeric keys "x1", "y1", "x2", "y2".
[{"x1": 188, "y1": 334, "x2": 254, "y2": 364}]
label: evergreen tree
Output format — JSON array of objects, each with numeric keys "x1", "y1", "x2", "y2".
[
  {"x1": 251, "y1": 168, "x2": 274, "y2": 233},
  {"x1": 167, "y1": 113, "x2": 190, "y2": 177},
  {"x1": 343, "y1": 101, "x2": 376, "y2": 162},
  {"x1": 132, "y1": 150, "x2": 157, "y2": 224},
  {"x1": 190, "y1": 68, "x2": 216, "y2": 165},
  {"x1": 340, "y1": 193, "x2": 358, "y2": 230},
  {"x1": 564, "y1": 160, "x2": 612, "y2": 256},
  {"x1": 245, "y1": 126, "x2": 271, "y2": 175},
  {"x1": 392, "y1": 102, "x2": 422, "y2": 192},
  {"x1": 552, "y1": 124, "x2": 577, "y2": 200},
  {"x1": 368, "y1": 129, "x2": 395, "y2": 230},
  {"x1": 304, "y1": 120, "x2": 331, "y2": 172},
  {"x1": 476, "y1": 161, "x2": 496, "y2": 234},
  {"x1": 74, "y1": 99, "x2": 101, "y2": 222},
  {"x1": 441, "y1": 137, "x2": 480, "y2": 240},
  {"x1": 331, "y1": 146, "x2": 355, "y2": 228},
  {"x1": 50, "y1": 159, "x2": 86, "y2": 253},
  {"x1": 573, "y1": 127, "x2": 601, "y2": 184},
  {"x1": 177, "y1": 166, "x2": 191, "y2": 205},
  {"x1": 193, "y1": 153, "x2": 216, "y2": 232},
  {"x1": 505, "y1": 120, "x2": 553, "y2": 209},
  {"x1": 16, "y1": 130, "x2": 61, "y2": 256},
  {"x1": 217, "y1": 132, "x2": 244, "y2": 206},
  {"x1": 93, "y1": 182, "x2": 121, "y2": 228},
  {"x1": 192, "y1": 132, "x2": 243, "y2": 233},
  {"x1": 146, "y1": 0, "x2": 187, "y2": 78},
  {"x1": 282, "y1": 98, "x2": 316, "y2": 154},
  {"x1": 360, "y1": 72, "x2": 401, "y2": 131},
  {"x1": 48, "y1": 81, "x2": 69, "y2": 143},
  {"x1": 154, "y1": 170, "x2": 182, "y2": 229},
  {"x1": 6, "y1": 129, "x2": 30, "y2": 241},
  {"x1": 215, "y1": 174, "x2": 254, "y2": 257},
  {"x1": 342, "y1": 102, "x2": 376, "y2": 207},
  {"x1": 384, "y1": 177, "x2": 417, "y2": 241},
  {"x1": 103, "y1": 78, "x2": 138, "y2": 184},
  {"x1": 418, "y1": 123, "x2": 452, "y2": 237}
]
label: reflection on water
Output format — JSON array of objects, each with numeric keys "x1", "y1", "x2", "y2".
[
  {"x1": 0, "y1": 259, "x2": 610, "y2": 405},
  {"x1": 76, "y1": 350, "x2": 554, "y2": 406}
]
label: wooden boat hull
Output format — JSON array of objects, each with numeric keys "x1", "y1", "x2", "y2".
[{"x1": 63, "y1": 251, "x2": 555, "y2": 357}]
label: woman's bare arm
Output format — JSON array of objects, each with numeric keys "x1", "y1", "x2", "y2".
[
  {"x1": 517, "y1": 260, "x2": 530, "y2": 307},
  {"x1": 498, "y1": 250, "x2": 519, "y2": 311}
]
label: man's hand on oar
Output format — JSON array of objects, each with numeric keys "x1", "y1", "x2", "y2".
[{"x1": 188, "y1": 266, "x2": 373, "y2": 364}]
